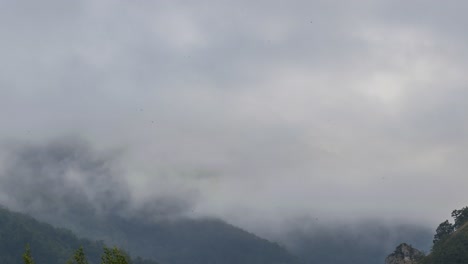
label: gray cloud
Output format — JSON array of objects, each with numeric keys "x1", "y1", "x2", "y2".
[
  {"x1": 1, "y1": 0, "x2": 468, "y2": 236},
  {"x1": 0, "y1": 139, "x2": 194, "y2": 227}
]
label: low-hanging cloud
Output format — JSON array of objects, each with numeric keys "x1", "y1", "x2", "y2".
[
  {"x1": 0, "y1": 139, "x2": 195, "y2": 228},
  {"x1": 0, "y1": 0, "x2": 468, "y2": 236}
]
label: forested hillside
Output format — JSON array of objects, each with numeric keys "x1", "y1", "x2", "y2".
[
  {"x1": 0, "y1": 140, "x2": 301, "y2": 264},
  {"x1": 0, "y1": 204, "x2": 300, "y2": 264},
  {"x1": 53, "y1": 213, "x2": 302, "y2": 264},
  {"x1": 418, "y1": 206, "x2": 468, "y2": 264},
  {"x1": 0, "y1": 206, "x2": 157, "y2": 264}
]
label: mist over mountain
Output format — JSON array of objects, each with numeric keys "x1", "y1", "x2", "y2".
[
  {"x1": 2, "y1": 0, "x2": 468, "y2": 229},
  {"x1": 2, "y1": 1, "x2": 468, "y2": 263},
  {"x1": 0, "y1": 139, "x2": 302, "y2": 264},
  {"x1": 274, "y1": 221, "x2": 432, "y2": 264},
  {"x1": 0, "y1": 138, "x2": 434, "y2": 264},
  {"x1": 0, "y1": 138, "x2": 192, "y2": 225}
]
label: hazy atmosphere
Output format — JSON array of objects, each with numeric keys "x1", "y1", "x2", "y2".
[{"x1": 1, "y1": 0, "x2": 468, "y2": 249}]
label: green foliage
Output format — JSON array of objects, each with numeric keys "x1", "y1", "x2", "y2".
[
  {"x1": 431, "y1": 206, "x2": 468, "y2": 249},
  {"x1": 420, "y1": 226, "x2": 468, "y2": 264},
  {"x1": 0, "y1": 206, "x2": 158, "y2": 264},
  {"x1": 23, "y1": 244, "x2": 35, "y2": 264},
  {"x1": 419, "y1": 206, "x2": 468, "y2": 264},
  {"x1": 452, "y1": 207, "x2": 468, "y2": 230},
  {"x1": 433, "y1": 220, "x2": 454, "y2": 245},
  {"x1": 67, "y1": 247, "x2": 89, "y2": 264},
  {"x1": 22, "y1": 245, "x2": 159, "y2": 264},
  {"x1": 101, "y1": 247, "x2": 131, "y2": 264},
  {"x1": 0, "y1": 205, "x2": 298, "y2": 264},
  {"x1": 0, "y1": 206, "x2": 104, "y2": 264}
]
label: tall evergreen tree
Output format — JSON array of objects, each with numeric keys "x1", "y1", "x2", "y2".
[
  {"x1": 23, "y1": 244, "x2": 35, "y2": 264},
  {"x1": 67, "y1": 247, "x2": 89, "y2": 264},
  {"x1": 101, "y1": 247, "x2": 130, "y2": 264}
]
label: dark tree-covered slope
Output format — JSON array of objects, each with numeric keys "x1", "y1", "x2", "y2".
[
  {"x1": 385, "y1": 206, "x2": 468, "y2": 264},
  {"x1": 0, "y1": 140, "x2": 300, "y2": 264},
  {"x1": 0, "y1": 204, "x2": 300, "y2": 264},
  {"x1": 52, "y1": 213, "x2": 302, "y2": 264},
  {"x1": 114, "y1": 217, "x2": 300, "y2": 264},
  {"x1": 419, "y1": 207, "x2": 468, "y2": 264},
  {"x1": 0, "y1": 206, "x2": 158, "y2": 264}
]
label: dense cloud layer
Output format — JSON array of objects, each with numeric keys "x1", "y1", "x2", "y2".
[
  {"x1": 0, "y1": 139, "x2": 194, "y2": 227},
  {"x1": 1, "y1": 0, "x2": 468, "y2": 235}
]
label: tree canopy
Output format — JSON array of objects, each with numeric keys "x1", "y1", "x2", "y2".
[
  {"x1": 452, "y1": 207, "x2": 468, "y2": 230},
  {"x1": 67, "y1": 247, "x2": 88, "y2": 264},
  {"x1": 23, "y1": 245, "x2": 34, "y2": 264},
  {"x1": 24, "y1": 245, "x2": 144, "y2": 264},
  {"x1": 433, "y1": 220, "x2": 454, "y2": 245},
  {"x1": 432, "y1": 206, "x2": 468, "y2": 249}
]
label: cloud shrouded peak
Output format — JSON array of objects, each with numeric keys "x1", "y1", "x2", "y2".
[{"x1": 1, "y1": 0, "x2": 468, "y2": 233}]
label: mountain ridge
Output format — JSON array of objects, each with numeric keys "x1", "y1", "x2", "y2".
[
  {"x1": 0, "y1": 205, "x2": 158, "y2": 264},
  {"x1": 0, "y1": 204, "x2": 301, "y2": 264}
]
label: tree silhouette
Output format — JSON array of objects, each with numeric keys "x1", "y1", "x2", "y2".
[{"x1": 433, "y1": 220, "x2": 454, "y2": 245}]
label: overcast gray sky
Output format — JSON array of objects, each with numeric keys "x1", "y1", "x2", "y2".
[{"x1": 1, "y1": 0, "x2": 468, "y2": 232}]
